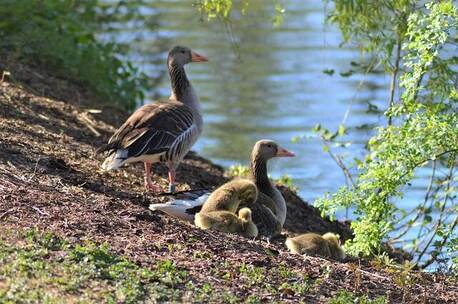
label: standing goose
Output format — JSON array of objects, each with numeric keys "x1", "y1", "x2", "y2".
[
  {"x1": 245, "y1": 140, "x2": 295, "y2": 238},
  {"x1": 149, "y1": 140, "x2": 295, "y2": 238},
  {"x1": 97, "y1": 46, "x2": 208, "y2": 193}
]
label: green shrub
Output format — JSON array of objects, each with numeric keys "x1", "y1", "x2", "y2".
[{"x1": 0, "y1": 0, "x2": 149, "y2": 110}]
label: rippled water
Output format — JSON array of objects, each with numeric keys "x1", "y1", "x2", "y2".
[{"x1": 104, "y1": 1, "x2": 431, "y2": 217}]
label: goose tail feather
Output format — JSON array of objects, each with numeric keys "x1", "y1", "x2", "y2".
[
  {"x1": 101, "y1": 150, "x2": 128, "y2": 171},
  {"x1": 149, "y1": 193, "x2": 209, "y2": 223}
]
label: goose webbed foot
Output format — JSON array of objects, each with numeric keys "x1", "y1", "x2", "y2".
[
  {"x1": 144, "y1": 179, "x2": 162, "y2": 193},
  {"x1": 144, "y1": 161, "x2": 162, "y2": 193}
]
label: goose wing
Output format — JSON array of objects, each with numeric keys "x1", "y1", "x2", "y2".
[
  {"x1": 97, "y1": 102, "x2": 195, "y2": 158},
  {"x1": 250, "y1": 203, "x2": 282, "y2": 238},
  {"x1": 239, "y1": 192, "x2": 280, "y2": 237}
]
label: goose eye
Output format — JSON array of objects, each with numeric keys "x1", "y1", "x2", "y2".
[{"x1": 181, "y1": 50, "x2": 185, "y2": 54}]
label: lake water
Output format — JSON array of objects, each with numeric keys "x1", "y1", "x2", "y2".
[{"x1": 102, "y1": 0, "x2": 431, "y2": 219}]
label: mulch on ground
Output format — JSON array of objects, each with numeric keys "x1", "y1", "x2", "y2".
[{"x1": 0, "y1": 62, "x2": 457, "y2": 303}]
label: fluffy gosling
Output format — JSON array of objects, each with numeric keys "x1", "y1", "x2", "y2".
[
  {"x1": 285, "y1": 232, "x2": 346, "y2": 261},
  {"x1": 195, "y1": 207, "x2": 258, "y2": 238}
]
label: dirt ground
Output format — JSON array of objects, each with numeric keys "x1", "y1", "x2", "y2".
[{"x1": 1, "y1": 61, "x2": 457, "y2": 303}]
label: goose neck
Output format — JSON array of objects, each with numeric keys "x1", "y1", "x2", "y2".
[
  {"x1": 250, "y1": 155, "x2": 274, "y2": 196},
  {"x1": 168, "y1": 62, "x2": 191, "y2": 103}
]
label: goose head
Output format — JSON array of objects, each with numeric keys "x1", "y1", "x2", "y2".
[
  {"x1": 168, "y1": 45, "x2": 208, "y2": 67},
  {"x1": 252, "y1": 140, "x2": 295, "y2": 161}
]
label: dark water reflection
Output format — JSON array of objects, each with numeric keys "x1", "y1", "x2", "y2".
[{"x1": 102, "y1": 1, "x2": 430, "y2": 215}]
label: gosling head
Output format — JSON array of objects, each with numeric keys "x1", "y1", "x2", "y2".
[
  {"x1": 322, "y1": 232, "x2": 346, "y2": 260},
  {"x1": 234, "y1": 180, "x2": 258, "y2": 205},
  {"x1": 238, "y1": 207, "x2": 252, "y2": 222},
  {"x1": 322, "y1": 232, "x2": 340, "y2": 247},
  {"x1": 168, "y1": 45, "x2": 208, "y2": 67},
  {"x1": 238, "y1": 208, "x2": 258, "y2": 238}
]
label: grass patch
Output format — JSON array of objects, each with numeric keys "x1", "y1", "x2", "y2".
[
  {"x1": 329, "y1": 290, "x2": 387, "y2": 304},
  {"x1": 0, "y1": 229, "x2": 186, "y2": 303}
]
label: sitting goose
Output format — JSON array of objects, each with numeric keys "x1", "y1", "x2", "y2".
[
  {"x1": 244, "y1": 140, "x2": 295, "y2": 239},
  {"x1": 97, "y1": 46, "x2": 208, "y2": 193},
  {"x1": 149, "y1": 140, "x2": 295, "y2": 238},
  {"x1": 195, "y1": 180, "x2": 258, "y2": 238},
  {"x1": 149, "y1": 179, "x2": 257, "y2": 222}
]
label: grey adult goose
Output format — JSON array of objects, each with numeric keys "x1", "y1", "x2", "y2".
[
  {"x1": 245, "y1": 140, "x2": 295, "y2": 238},
  {"x1": 97, "y1": 46, "x2": 208, "y2": 193},
  {"x1": 149, "y1": 139, "x2": 295, "y2": 238}
]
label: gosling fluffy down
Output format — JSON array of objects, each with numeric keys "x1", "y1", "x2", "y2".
[
  {"x1": 200, "y1": 179, "x2": 258, "y2": 214},
  {"x1": 285, "y1": 232, "x2": 346, "y2": 261},
  {"x1": 195, "y1": 207, "x2": 258, "y2": 238}
]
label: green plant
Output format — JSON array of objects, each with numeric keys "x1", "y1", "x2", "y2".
[
  {"x1": 329, "y1": 290, "x2": 387, "y2": 304},
  {"x1": 0, "y1": 230, "x2": 161, "y2": 303},
  {"x1": 276, "y1": 174, "x2": 298, "y2": 191},
  {"x1": 0, "y1": 0, "x2": 149, "y2": 110},
  {"x1": 226, "y1": 164, "x2": 251, "y2": 178},
  {"x1": 385, "y1": 261, "x2": 418, "y2": 302},
  {"x1": 312, "y1": 1, "x2": 458, "y2": 269},
  {"x1": 239, "y1": 263, "x2": 265, "y2": 286},
  {"x1": 201, "y1": 0, "x2": 458, "y2": 271},
  {"x1": 198, "y1": 0, "x2": 284, "y2": 26}
]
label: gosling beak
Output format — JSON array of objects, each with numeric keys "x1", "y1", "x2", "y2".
[
  {"x1": 276, "y1": 146, "x2": 295, "y2": 157},
  {"x1": 191, "y1": 51, "x2": 208, "y2": 62}
]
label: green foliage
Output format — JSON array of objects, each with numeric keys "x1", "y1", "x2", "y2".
[
  {"x1": 328, "y1": 0, "x2": 414, "y2": 66},
  {"x1": 198, "y1": 0, "x2": 285, "y2": 26},
  {"x1": 239, "y1": 262, "x2": 265, "y2": 286},
  {"x1": 226, "y1": 164, "x2": 251, "y2": 178},
  {"x1": 315, "y1": 0, "x2": 458, "y2": 267},
  {"x1": 0, "y1": 0, "x2": 149, "y2": 110},
  {"x1": 276, "y1": 174, "x2": 299, "y2": 192},
  {"x1": 199, "y1": 0, "x2": 234, "y2": 19},
  {"x1": 329, "y1": 290, "x2": 387, "y2": 304}
]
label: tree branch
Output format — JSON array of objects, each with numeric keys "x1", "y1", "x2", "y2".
[{"x1": 388, "y1": 38, "x2": 402, "y2": 126}]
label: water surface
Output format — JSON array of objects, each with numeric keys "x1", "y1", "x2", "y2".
[{"x1": 103, "y1": 0, "x2": 431, "y2": 218}]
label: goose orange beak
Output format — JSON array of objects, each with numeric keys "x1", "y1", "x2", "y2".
[
  {"x1": 191, "y1": 51, "x2": 208, "y2": 62},
  {"x1": 276, "y1": 146, "x2": 295, "y2": 157}
]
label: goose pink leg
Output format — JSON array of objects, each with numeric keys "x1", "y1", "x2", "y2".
[
  {"x1": 167, "y1": 162, "x2": 176, "y2": 193},
  {"x1": 144, "y1": 162, "x2": 162, "y2": 193}
]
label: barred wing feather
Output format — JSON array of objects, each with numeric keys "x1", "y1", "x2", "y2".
[{"x1": 97, "y1": 102, "x2": 195, "y2": 160}]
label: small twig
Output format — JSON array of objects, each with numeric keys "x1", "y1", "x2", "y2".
[
  {"x1": 78, "y1": 112, "x2": 101, "y2": 137},
  {"x1": 416, "y1": 161, "x2": 455, "y2": 266},
  {"x1": 31, "y1": 206, "x2": 50, "y2": 216},
  {"x1": 356, "y1": 268, "x2": 390, "y2": 282},
  {"x1": 0, "y1": 209, "x2": 15, "y2": 220},
  {"x1": 208, "y1": 276, "x2": 223, "y2": 284},
  {"x1": 387, "y1": 37, "x2": 402, "y2": 126},
  {"x1": 421, "y1": 215, "x2": 458, "y2": 269},
  {"x1": 392, "y1": 160, "x2": 437, "y2": 241},
  {"x1": 398, "y1": 149, "x2": 458, "y2": 182},
  {"x1": 324, "y1": 143, "x2": 357, "y2": 189},
  {"x1": 26, "y1": 157, "x2": 41, "y2": 182}
]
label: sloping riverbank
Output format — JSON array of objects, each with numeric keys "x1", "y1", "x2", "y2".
[{"x1": 0, "y1": 62, "x2": 456, "y2": 303}]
